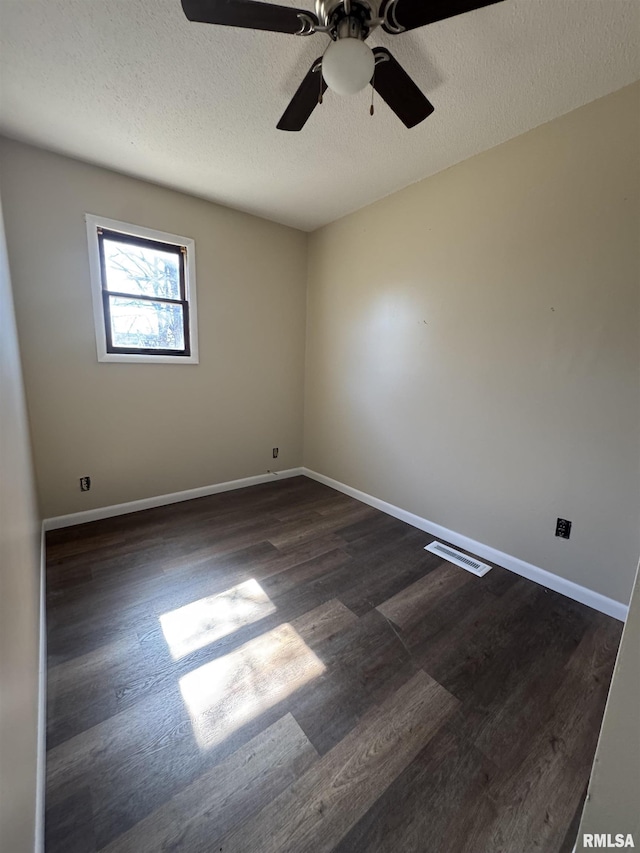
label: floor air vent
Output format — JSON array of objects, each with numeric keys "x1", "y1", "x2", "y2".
[{"x1": 425, "y1": 541, "x2": 492, "y2": 577}]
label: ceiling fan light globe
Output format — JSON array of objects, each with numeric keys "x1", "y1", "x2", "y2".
[{"x1": 322, "y1": 38, "x2": 375, "y2": 96}]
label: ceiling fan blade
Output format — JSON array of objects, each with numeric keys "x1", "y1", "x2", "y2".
[
  {"x1": 381, "y1": 0, "x2": 504, "y2": 34},
  {"x1": 371, "y1": 48, "x2": 434, "y2": 128},
  {"x1": 181, "y1": 0, "x2": 318, "y2": 35},
  {"x1": 277, "y1": 58, "x2": 326, "y2": 131}
]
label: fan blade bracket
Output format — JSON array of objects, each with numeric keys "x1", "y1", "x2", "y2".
[
  {"x1": 379, "y1": 0, "x2": 406, "y2": 34},
  {"x1": 295, "y1": 12, "x2": 318, "y2": 35}
]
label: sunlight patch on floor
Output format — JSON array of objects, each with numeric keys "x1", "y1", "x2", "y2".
[
  {"x1": 160, "y1": 578, "x2": 276, "y2": 660},
  {"x1": 179, "y1": 623, "x2": 326, "y2": 750}
]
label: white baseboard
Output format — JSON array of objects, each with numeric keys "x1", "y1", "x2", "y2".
[
  {"x1": 43, "y1": 468, "x2": 304, "y2": 531},
  {"x1": 35, "y1": 525, "x2": 46, "y2": 853},
  {"x1": 302, "y1": 468, "x2": 629, "y2": 622}
]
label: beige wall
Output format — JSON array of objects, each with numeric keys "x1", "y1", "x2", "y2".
[
  {"x1": 0, "y1": 139, "x2": 308, "y2": 519},
  {"x1": 0, "y1": 194, "x2": 42, "y2": 849},
  {"x1": 576, "y1": 561, "x2": 640, "y2": 849},
  {"x1": 305, "y1": 83, "x2": 640, "y2": 605}
]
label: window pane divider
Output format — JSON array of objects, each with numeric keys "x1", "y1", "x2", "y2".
[{"x1": 104, "y1": 290, "x2": 185, "y2": 307}]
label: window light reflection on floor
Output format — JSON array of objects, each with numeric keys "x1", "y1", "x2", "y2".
[
  {"x1": 159, "y1": 578, "x2": 276, "y2": 660},
  {"x1": 179, "y1": 623, "x2": 326, "y2": 751}
]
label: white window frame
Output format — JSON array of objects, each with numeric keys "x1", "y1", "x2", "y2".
[{"x1": 85, "y1": 213, "x2": 199, "y2": 364}]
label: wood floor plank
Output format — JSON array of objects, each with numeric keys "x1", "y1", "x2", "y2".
[
  {"x1": 46, "y1": 682, "x2": 193, "y2": 806},
  {"x1": 45, "y1": 786, "x2": 96, "y2": 853},
  {"x1": 337, "y1": 511, "x2": 410, "y2": 545},
  {"x1": 337, "y1": 546, "x2": 438, "y2": 617},
  {"x1": 338, "y1": 524, "x2": 427, "y2": 569},
  {"x1": 290, "y1": 598, "x2": 360, "y2": 646},
  {"x1": 101, "y1": 713, "x2": 319, "y2": 853},
  {"x1": 260, "y1": 548, "x2": 354, "y2": 602},
  {"x1": 416, "y1": 578, "x2": 539, "y2": 686},
  {"x1": 156, "y1": 576, "x2": 278, "y2": 660},
  {"x1": 457, "y1": 616, "x2": 621, "y2": 853},
  {"x1": 433, "y1": 586, "x2": 560, "y2": 697},
  {"x1": 176, "y1": 626, "x2": 324, "y2": 753},
  {"x1": 387, "y1": 570, "x2": 498, "y2": 655},
  {"x1": 467, "y1": 599, "x2": 592, "y2": 767},
  {"x1": 215, "y1": 669, "x2": 459, "y2": 853},
  {"x1": 333, "y1": 721, "x2": 499, "y2": 853},
  {"x1": 267, "y1": 503, "x2": 374, "y2": 549},
  {"x1": 377, "y1": 562, "x2": 473, "y2": 630},
  {"x1": 270, "y1": 531, "x2": 346, "y2": 560},
  {"x1": 47, "y1": 600, "x2": 157, "y2": 667},
  {"x1": 47, "y1": 635, "x2": 136, "y2": 748},
  {"x1": 91, "y1": 707, "x2": 293, "y2": 849},
  {"x1": 289, "y1": 608, "x2": 420, "y2": 755}
]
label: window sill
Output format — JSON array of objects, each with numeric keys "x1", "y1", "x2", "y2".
[{"x1": 98, "y1": 353, "x2": 199, "y2": 365}]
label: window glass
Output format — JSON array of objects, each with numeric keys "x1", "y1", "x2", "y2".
[
  {"x1": 102, "y1": 237, "x2": 181, "y2": 300},
  {"x1": 107, "y1": 296, "x2": 185, "y2": 350}
]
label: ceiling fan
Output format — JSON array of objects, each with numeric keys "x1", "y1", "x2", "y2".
[{"x1": 181, "y1": 0, "x2": 504, "y2": 131}]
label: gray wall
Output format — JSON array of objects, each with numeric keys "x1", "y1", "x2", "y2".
[
  {"x1": 305, "y1": 83, "x2": 640, "y2": 605},
  {"x1": 0, "y1": 193, "x2": 42, "y2": 850},
  {"x1": 0, "y1": 139, "x2": 308, "y2": 519}
]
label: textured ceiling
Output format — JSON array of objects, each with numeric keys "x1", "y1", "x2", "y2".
[{"x1": 0, "y1": 0, "x2": 638, "y2": 231}]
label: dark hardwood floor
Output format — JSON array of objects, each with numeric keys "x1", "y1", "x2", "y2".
[{"x1": 45, "y1": 476, "x2": 622, "y2": 852}]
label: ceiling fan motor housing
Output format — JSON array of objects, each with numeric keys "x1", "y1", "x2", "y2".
[
  {"x1": 316, "y1": 0, "x2": 377, "y2": 95},
  {"x1": 316, "y1": 0, "x2": 378, "y2": 39}
]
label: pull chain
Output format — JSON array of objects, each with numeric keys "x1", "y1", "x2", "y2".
[
  {"x1": 318, "y1": 44, "x2": 330, "y2": 106},
  {"x1": 370, "y1": 67, "x2": 375, "y2": 116}
]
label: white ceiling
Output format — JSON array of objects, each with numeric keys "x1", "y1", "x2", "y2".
[{"x1": 0, "y1": 0, "x2": 638, "y2": 231}]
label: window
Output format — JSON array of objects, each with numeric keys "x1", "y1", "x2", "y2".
[{"x1": 86, "y1": 214, "x2": 198, "y2": 363}]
